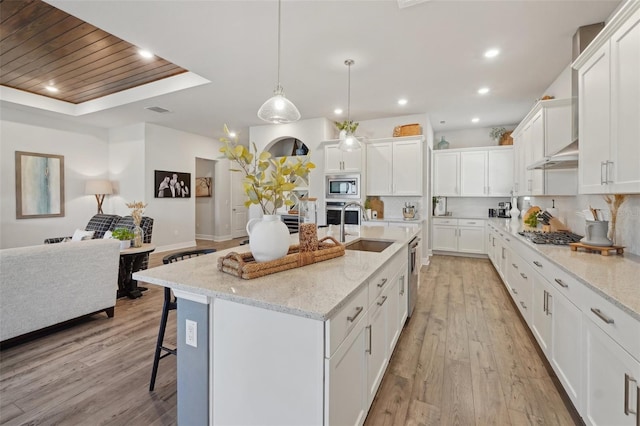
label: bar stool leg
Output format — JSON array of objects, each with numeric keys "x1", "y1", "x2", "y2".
[{"x1": 149, "y1": 287, "x2": 172, "y2": 391}]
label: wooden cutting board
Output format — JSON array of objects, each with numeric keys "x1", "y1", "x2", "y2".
[{"x1": 369, "y1": 197, "x2": 384, "y2": 219}]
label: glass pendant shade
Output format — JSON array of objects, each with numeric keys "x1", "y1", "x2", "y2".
[
  {"x1": 338, "y1": 131, "x2": 362, "y2": 151},
  {"x1": 257, "y1": 84, "x2": 301, "y2": 124},
  {"x1": 257, "y1": 0, "x2": 300, "y2": 124}
]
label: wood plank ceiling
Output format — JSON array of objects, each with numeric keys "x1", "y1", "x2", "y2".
[{"x1": 0, "y1": 0, "x2": 187, "y2": 104}]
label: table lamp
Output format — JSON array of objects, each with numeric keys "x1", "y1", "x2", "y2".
[{"x1": 85, "y1": 179, "x2": 113, "y2": 214}]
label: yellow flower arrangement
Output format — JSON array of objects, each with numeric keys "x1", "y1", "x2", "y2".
[{"x1": 219, "y1": 125, "x2": 315, "y2": 215}]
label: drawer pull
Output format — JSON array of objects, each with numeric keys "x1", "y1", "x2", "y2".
[
  {"x1": 377, "y1": 278, "x2": 388, "y2": 288},
  {"x1": 377, "y1": 295, "x2": 388, "y2": 306},
  {"x1": 468, "y1": 221, "x2": 476, "y2": 224},
  {"x1": 554, "y1": 278, "x2": 568, "y2": 288},
  {"x1": 506, "y1": 238, "x2": 511, "y2": 242},
  {"x1": 365, "y1": 325, "x2": 372, "y2": 354},
  {"x1": 624, "y1": 374, "x2": 638, "y2": 417},
  {"x1": 533, "y1": 261, "x2": 543, "y2": 268},
  {"x1": 520, "y1": 272, "x2": 528, "y2": 280},
  {"x1": 512, "y1": 263, "x2": 518, "y2": 269},
  {"x1": 399, "y1": 275, "x2": 405, "y2": 296},
  {"x1": 347, "y1": 306, "x2": 364, "y2": 323},
  {"x1": 591, "y1": 308, "x2": 614, "y2": 324},
  {"x1": 520, "y1": 301, "x2": 527, "y2": 310},
  {"x1": 511, "y1": 288, "x2": 518, "y2": 295}
]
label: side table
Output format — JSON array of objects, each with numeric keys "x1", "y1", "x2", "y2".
[{"x1": 119, "y1": 243, "x2": 156, "y2": 299}]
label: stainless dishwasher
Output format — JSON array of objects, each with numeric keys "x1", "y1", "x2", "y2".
[{"x1": 408, "y1": 236, "x2": 420, "y2": 317}]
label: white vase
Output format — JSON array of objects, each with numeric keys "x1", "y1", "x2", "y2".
[
  {"x1": 510, "y1": 197, "x2": 520, "y2": 219},
  {"x1": 246, "y1": 215, "x2": 290, "y2": 262}
]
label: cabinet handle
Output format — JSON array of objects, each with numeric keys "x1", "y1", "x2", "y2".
[
  {"x1": 520, "y1": 272, "x2": 528, "y2": 280},
  {"x1": 377, "y1": 278, "x2": 388, "y2": 288},
  {"x1": 533, "y1": 261, "x2": 543, "y2": 268},
  {"x1": 511, "y1": 287, "x2": 518, "y2": 295},
  {"x1": 506, "y1": 238, "x2": 511, "y2": 242},
  {"x1": 554, "y1": 278, "x2": 568, "y2": 288},
  {"x1": 543, "y1": 290, "x2": 547, "y2": 313},
  {"x1": 624, "y1": 374, "x2": 638, "y2": 417},
  {"x1": 591, "y1": 307, "x2": 614, "y2": 324},
  {"x1": 512, "y1": 263, "x2": 518, "y2": 269},
  {"x1": 520, "y1": 301, "x2": 527, "y2": 310},
  {"x1": 468, "y1": 221, "x2": 476, "y2": 224},
  {"x1": 601, "y1": 161, "x2": 607, "y2": 185},
  {"x1": 347, "y1": 306, "x2": 364, "y2": 322},
  {"x1": 545, "y1": 291, "x2": 552, "y2": 316},
  {"x1": 365, "y1": 325, "x2": 372, "y2": 354},
  {"x1": 377, "y1": 295, "x2": 388, "y2": 306},
  {"x1": 399, "y1": 275, "x2": 405, "y2": 295},
  {"x1": 501, "y1": 247, "x2": 506, "y2": 259},
  {"x1": 606, "y1": 160, "x2": 614, "y2": 184}
]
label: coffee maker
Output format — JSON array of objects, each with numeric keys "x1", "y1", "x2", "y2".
[{"x1": 497, "y1": 201, "x2": 512, "y2": 218}]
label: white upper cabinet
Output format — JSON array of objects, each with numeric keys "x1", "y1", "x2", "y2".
[
  {"x1": 324, "y1": 143, "x2": 363, "y2": 173},
  {"x1": 433, "y1": 146, "x2": 513, "y2": 197},
  {"x1": 574, "y1": 3, "x2": 640, "y2": 194},
  {"x1": 366, "y1": 137, "x2": 423, "y2": 196},
  {"x1": 432, "y1": 151, "x2": 460, "y2": 196}
]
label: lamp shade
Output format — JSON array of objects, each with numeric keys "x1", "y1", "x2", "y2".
[
  {"x1": 85, "y1": 179, "x2": 113, "y2": 195},
  {"x1": 257, "y1": 86, "x2": 301, "y2": 124}
]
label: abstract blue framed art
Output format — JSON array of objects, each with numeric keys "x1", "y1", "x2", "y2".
[{"x1": 15, "y1": 151, "x2": 65, "y2": 219}]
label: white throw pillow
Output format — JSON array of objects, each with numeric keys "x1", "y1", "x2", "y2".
[
  {"x1": 103, "y1": 230, "x2": 113, "y2": 239},
  {"x1": 71, "y1": 229, "x2": 95, "y2": 242}
]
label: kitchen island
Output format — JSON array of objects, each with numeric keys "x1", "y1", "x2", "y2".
[{"x1": 134, "y1": 225, "x2": 420, "y2": 426}]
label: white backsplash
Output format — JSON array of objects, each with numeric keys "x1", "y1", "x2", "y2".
[
  {"x1": 525, "y1": 194, "x2": 640, "y2": 256},
  {"x1": 379, "y1": 196, "x2": 423, "y2": 219},
  {"x1": 443, "y1": 197, "x2": 510, "y2": 218}
]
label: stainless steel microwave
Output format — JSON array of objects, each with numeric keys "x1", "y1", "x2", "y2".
[{"x1": 325, "y1": 174, "x2": 360, "y2": 199}]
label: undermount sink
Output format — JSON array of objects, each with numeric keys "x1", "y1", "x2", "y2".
[{"x1": 345, "y1": 239, "x2": 394, "y2": 253}]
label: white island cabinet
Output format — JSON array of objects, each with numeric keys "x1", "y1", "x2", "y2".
[{"x1": 134, "y1": 225, "x2": 419, "y2": 426}]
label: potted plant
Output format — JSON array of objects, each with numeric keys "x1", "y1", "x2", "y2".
[
  {"x1": 334, "y1": 120, "x2": 359, "y2": 137},
  {"x1": 219, "y1": 125, "x2": 316, "y2": 262},
  {"x1": 490, "y1": 127, "x2": 507, "y2": 142},
  {"x1": 112, "y1": 228, "x2": 134, "y2": 250}
]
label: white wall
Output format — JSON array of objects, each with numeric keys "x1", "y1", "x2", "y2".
[
  {"x1": 195, "y1": 158, "x2": 216, "y2": 240},
  {"x1": 1, "y1": 107, "x2": 110, "y2": 248},
  {"x1": 108, "y1": 123, "x2": 145, "y2": 215},
  {"x1": 434, "y1": 125, "x2": 518, "y2": 150},
  {"x1": 543, "y1": 64, "x2": 572, "y2": 99},
  {"x1": 143, "y1": 123, "x2": 227, "y2": 250}
]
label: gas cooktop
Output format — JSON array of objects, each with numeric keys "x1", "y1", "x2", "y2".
[{"x1": 518, "y1": 230, "x2": 584, "y2": 245}]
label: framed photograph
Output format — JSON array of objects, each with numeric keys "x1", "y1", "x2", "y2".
[
  {"x1": 195, "y1": 177, "x2": 212, "y2": 197},
  {"x1": 155, "y1": 170, "x2": 191, "y2": 198},
  {"x1": 15, "y1": 151, "x2": 65, "y2": 219}
]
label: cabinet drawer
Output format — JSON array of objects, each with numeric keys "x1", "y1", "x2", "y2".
[
  {"x1": 368, "y1": 265, "x2": 392, "y2": 307},
  {"x1": 432, "y1": 218, "x2": 457, "y2": 226},
  {"x1": 326, "y1": 286, "x2": 368, "y2": 358},
  {"x1": 582, "y1": 287, "x2": 640, "y2": 361},
  {"x1": 459, "y1": 219, "x2": 484, "y2": 227}
]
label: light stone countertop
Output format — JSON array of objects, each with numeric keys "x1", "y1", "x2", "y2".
[
  {"x1": 488, "y1": 218, "x2": 640, "y2": 321},
  {"x1": 134, "y1": 225, "x2": 420, "y2": 321},
  {"x1": 431, "y1": 215, "x2": 489, "y2": 221}
]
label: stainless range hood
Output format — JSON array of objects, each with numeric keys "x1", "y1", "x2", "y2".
[{"x1": 527, "y1": 140, "x2": 579, "y2": 170}]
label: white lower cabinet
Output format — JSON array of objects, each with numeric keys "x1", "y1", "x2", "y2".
[
  {"x1": 325, "y1": 250, "x2": 409, "y2": 426},
  {"x1": 583, "y1": 317, "x2": 640, "y2": 426},
  {"x1": 432, "y1": 218, "x2": 486, "y2": 254},
  {"x1": 326, "y1": 316, "x2": 368, "y2": 426},
  {"x1": 488, "y1": 222, "x2": 640, "y2": 426}
]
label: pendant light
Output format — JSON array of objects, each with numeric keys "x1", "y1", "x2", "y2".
[
  {"x1": 257, "y1": 0, "x2": 301, "y2": 124},
  {"x1": 338, "y1": 59, "x2": 362, "y2": 151}
]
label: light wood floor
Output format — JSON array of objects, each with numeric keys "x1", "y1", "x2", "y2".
[{"x1": 0, "y1": 248, "x2": 578, "y2": 425}]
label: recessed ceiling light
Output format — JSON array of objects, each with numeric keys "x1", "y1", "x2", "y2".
[
  {"x1": 138, "y1": 49, "x2": 154, "y2": 59},
  {"x1": 45, "y1": 85, "x2": 58, "y2": 93},
  {"x1": 477, "y1": 87, "x2": 490, "y2": 95},
  {"x1": 484, "y1": 48, "x2": 500, "y2": 58},
  {"x1": 334, "y1": 108, "x2": 343, "y2": 115},
  {"x1": 471, "y1": 117, "x2": 480, "y2": 123},
  {"x1": 398, "y1": 99, "x2": 408, "y2": 105}
]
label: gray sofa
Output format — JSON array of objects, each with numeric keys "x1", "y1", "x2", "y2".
[{"x1": 0, "y1": 239, "x2": 121, "y2": 342}]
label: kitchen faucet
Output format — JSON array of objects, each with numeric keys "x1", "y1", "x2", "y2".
[{"x1": 340, "y1": 201, "x2": 369, "y2": 243}]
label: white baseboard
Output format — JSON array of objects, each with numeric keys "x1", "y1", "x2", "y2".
[
  {"x1": 196, "y1": 233, "x2": 215, "y2": 241},
  {"x1": 432, "y1": 250, "x2": 489, "y2": 259},
  {"x1": 213, "y1": 234, "x2": 233, "y2": 242}
]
